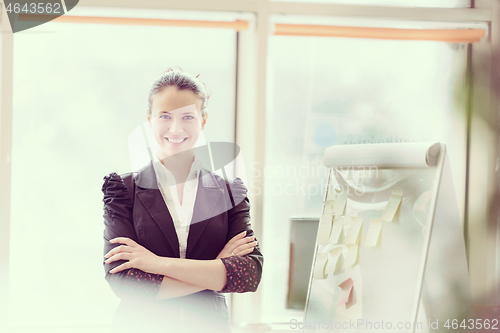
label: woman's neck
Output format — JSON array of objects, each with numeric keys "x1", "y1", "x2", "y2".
[{"x1": 159, "y1": 151, "x2": 195, "y2": 184}]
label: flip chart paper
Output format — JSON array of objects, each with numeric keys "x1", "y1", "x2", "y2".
[
  {"x1": 343, "y1": 217, "x2": 363, "y2": 244},
  {"x1": 324, "y1": 246, "x2": 342, "y2": 274},
  {"x1": 364, "y1": 219, "x2": 383, "y2": 247},
  {"x1": 313, "y1": 252, "x2": 329, "y2": 279},
  {"x1": 323, "y1": 142, "x2": 437, "y2": 168},
  {"x1": 343, "y1": 244, "x2": 358, "y2": 269},
  {"x1": 336, "y1": 278, "x2": 354, "y2": 307},
  {"x1": 381, "y1": 188, "x2": 404, "y2": 222},
  {"x1": 332, "y1": 190, "x2": 348, "y2": 215},
  {"x1": 329, "y1": 217, "x2": 344, "y2": 244},
  {"x1": 317, "y1": 205, "x2": 333, "y2": 245},
  {"x1": 352, "y1": 171, "x2": 360, "y2": 186}
]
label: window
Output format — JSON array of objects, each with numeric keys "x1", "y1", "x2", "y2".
[{"x1": 262, "y1": 35, "x2": 467, "y2": 322}]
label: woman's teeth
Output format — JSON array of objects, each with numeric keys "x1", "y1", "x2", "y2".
[{"x1": 167, "y1": 137, "x2": 187, "y2": 143}]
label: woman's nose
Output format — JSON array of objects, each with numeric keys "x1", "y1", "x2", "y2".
[{"x1": 169, "y1": 118, "x2": 183, "y2": 133}]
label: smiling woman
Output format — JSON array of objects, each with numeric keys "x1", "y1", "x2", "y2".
[
  {"x1": 149, "y1": 100, "x2": 205, "y2": 161},
  {"x1": 101, "y1": 68, "x2": 263, "y2": 333}
]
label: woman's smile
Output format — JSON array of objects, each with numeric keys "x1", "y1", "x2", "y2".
[{"x1": 165, "y1": 137, "x2": 188, "y2": 144}]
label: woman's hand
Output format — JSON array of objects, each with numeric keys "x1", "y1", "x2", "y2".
[
  {"x1": 105, "y1": 237, "x2": 166, "y2": 274},
  {"x1": 216, "y1": 231, "x2": 258, "y2": 259}
]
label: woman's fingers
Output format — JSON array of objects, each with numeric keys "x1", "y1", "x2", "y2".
[
  {"x1": 231, "y1": 236, "x2": 256, "y2": 249},
  {"x1": 217, "y1": 231, "x2": 257, "y2": 259},
  {"x1": 226, "y1": 231, "x2": 247, "y2": 246},
  {"x1": 105, "y1": 252, "x2": 133, "y2": 264},
  {"x1": 110, "y1": 237, "x2": 138, "y2": 247},
  {"x1": 236, "y1": 248, "x2": 254, "y2": 256},
  {"x1": 104, "y1": 244, "x2": 133, "y2": 258},
  {"x1": 234, "y1": 241, "x2": 258, "y2": 254},
  {"x1": 110, "y1": 262, "x2": 131, "y2": 274},
  {"x1": 220, "y1": 232, "x2": 248, "y2": 252},
  {"x1": 105, "y1": 237, "x2": 138, "y2": 258}
]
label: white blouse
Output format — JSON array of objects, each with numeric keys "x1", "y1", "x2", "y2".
[{"x1": 153, "y1": 156, "x2": 202, "y2": 259}]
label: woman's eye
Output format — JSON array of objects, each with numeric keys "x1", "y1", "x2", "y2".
[
  {"x1": 159, "y1": 114, "x2": 171, "y2": 119},
  {"x1": 183, "y1": 115, "x2": 194, "y2": 120}
]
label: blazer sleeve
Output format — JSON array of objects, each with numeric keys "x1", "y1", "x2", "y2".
[
  {"x1": 218, "y1": 177, "x2": 263, "y2": 293},
  {"x1": 102, "y1": 172, "x2": 163, "y2": 300}
]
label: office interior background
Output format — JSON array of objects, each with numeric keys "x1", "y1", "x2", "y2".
[{"x1": 1, "y1": 0, "x2": 499, "y2": 332}]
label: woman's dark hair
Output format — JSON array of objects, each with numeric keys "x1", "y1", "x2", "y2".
[{"x1": 147, "y1": 66, "x2": 210, "y2": 117}]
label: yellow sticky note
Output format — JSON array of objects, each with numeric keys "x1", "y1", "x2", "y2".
[
  {"x1": 381, "y1": 189, "x2": 404, "y2": 222},
  {"x1": 323, "y1": 187, "x2": 336, "y2": 206},
  {"x1": 313, "y1": 252, "x2": 329, "y2": 279},
  {"x1": 326, "y1": 186, "x2": 336, "y2": 201},
  {"x1": 343, "y1": 217, "x2": 363, "y2": 244},
  {"x1": 332, "y1": 190, "x2": 348, "y2": 215},
  {"x1": 317, "y1": 205, "x2": 333, "y2": 245},
  {"x1": 329, "y1": 217, "x2": 344, "y2": 244},
  {"x1": 323, "y1": 199, "x2": 335, "y2": 206},
  {"x1": 325, "y1": 246, "x2": 342, "y2": 275},
  {"x1": 343, "y1": 244, "x2": 358, "y2": 269},
  {"x1": 364, "y1": 219, "x2": 383, "y2": 247}
]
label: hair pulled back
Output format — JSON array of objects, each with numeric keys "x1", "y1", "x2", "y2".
[{"x1": 147, "y1": 67, "x2": 210, "y2": 117}]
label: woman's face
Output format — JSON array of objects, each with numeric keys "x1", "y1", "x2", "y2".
[{"x1": 148, "y1": 86, "x2": 206, "y2": 159}]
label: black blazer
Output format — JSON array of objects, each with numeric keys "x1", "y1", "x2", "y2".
[{"x1": 102, "y1": 161, "x2": 263, "y2": 333}]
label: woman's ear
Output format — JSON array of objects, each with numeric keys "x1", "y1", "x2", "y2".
[
  {"x1": 201, "y1": 112, "x2": 208, "y2": 130},
  {"x1": 147, "y1": 111, "x2": 152, "y2": 129}
]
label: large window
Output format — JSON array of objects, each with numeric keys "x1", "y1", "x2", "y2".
[
  {"x1": 262, "y1": 35, "x2": 467, "y2": 322},
  {"x1": 9, "y1": 15, "x2": 236, "y2": 330}
]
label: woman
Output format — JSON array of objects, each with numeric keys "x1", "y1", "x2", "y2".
[{"x1": 101, "y1": 68, "x2": 263, "y2": 333}]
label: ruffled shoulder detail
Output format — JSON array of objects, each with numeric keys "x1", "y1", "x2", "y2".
[
  {"x1": 102, "y1": 172, "x2": 127, "y2": 197},
  {"x1": 231, "y1": 177, "x2": 247, "y2": 193},
  {"x1": 102, "y1": 172, "x2": 121, "y2": 190},
  {"x1": 102, "y1": 172, "x2": 133, "y2": 215}
]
